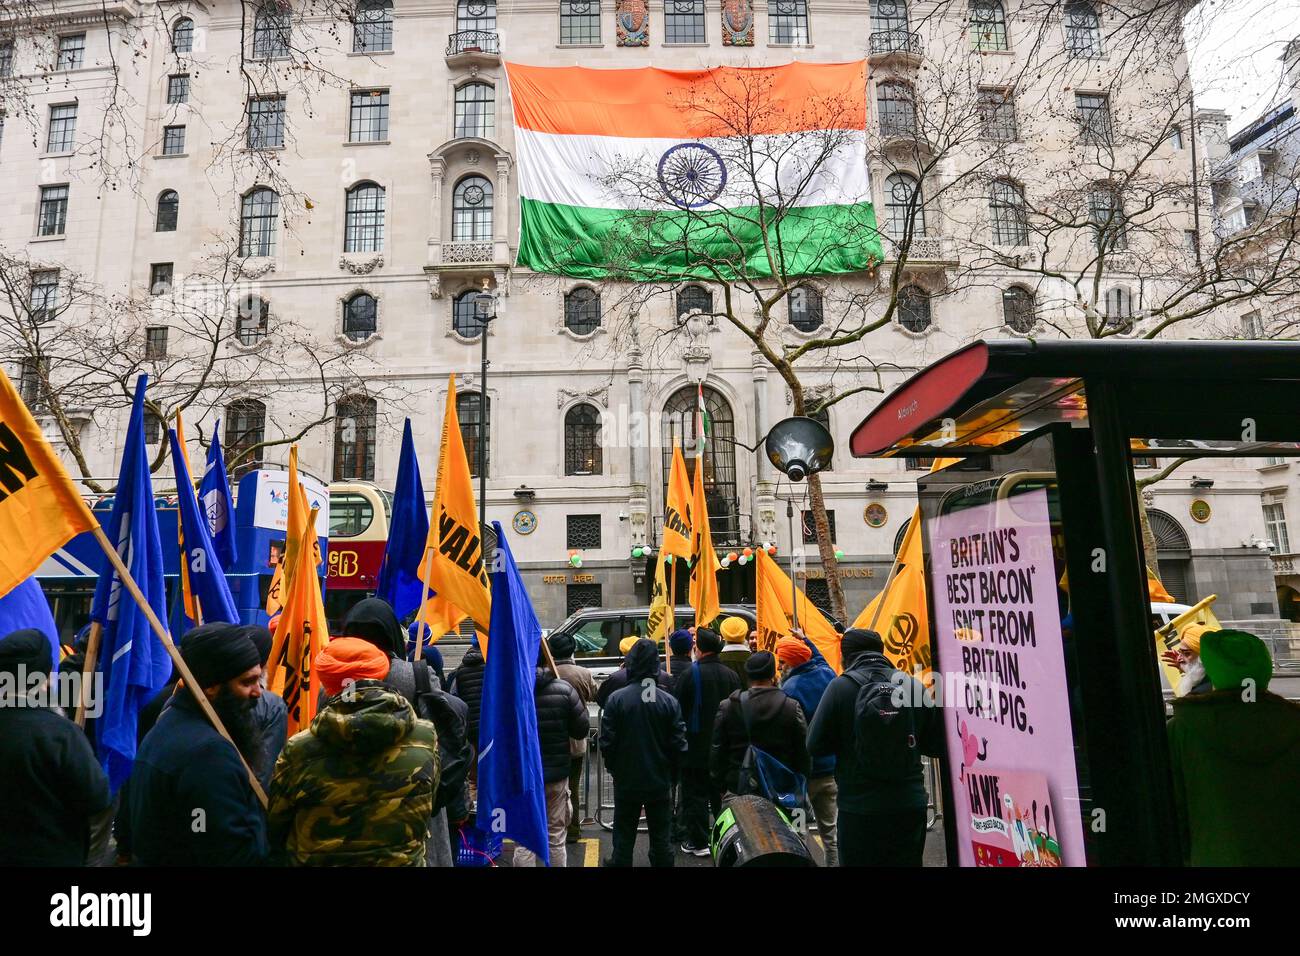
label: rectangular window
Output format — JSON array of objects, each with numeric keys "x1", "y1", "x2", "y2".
[
  {"x1": 149, "y1": 263, "x2": 174, "y2": 295},
  {"x1": 349, "y1": 90, "x2": 389, "y2": 142},
  {"x1": 57, "y1": 34, "x2": 85, "y2": 71},
  {"x1": 0, "y1": 40, "x2": 13, "y2": 77},
  {"x1": 1263, "y1": 502, "x2": 1291, "y2": 554},
  {"x1": 162, "y1": 125, "x2": 186, "y2": 154},
  {"x1": 1132, "y1": 456, "x2": 1156, "y2": 468},
  {"x1": 664, "y1": 0, "x2": 706, "y2": 43},
  {"x1": 145, "y1": 326, "x2": 168, "y2": 359},
  {"x1": 47, "y1": 104, "x2": 77, "y2": 153},
  {"x1": 769, "y1": 0, "x2": 810, "y2": 44},
  {"x1": 1168, "y1": 126, "x2": 1184, "y2": 149},
  {"x1": 167, "y1": 74, "x2": 190, "y2": 104},
  {"x1": 1240, "y1": 310, "x2": 1262, "y2": 338},
  {"x1": 1264, "y1": 456, "x2": 1286, "y2": 466},
  {"x1": 38, "y1": 184, "x2": 68, "y2": 236},
  {"x1": 559, "y1": 0, "x2": 601, "y2": 44},
  {"x1": 801, "y1": 509, "x2": 836, "y2": 544},
  {"x1": 905, "y1": 456, "x2": 935, "y2": 470},
  {"x1": 1090, "y1": 188, "x2": 1128, "y2": 251},
  {"x1": 566, "y1": 583, "x2": 602, "y2": 617},
  {"x1": 30, "y1": 270, "x2": 59, "y2": 321},
  {"x1": 1076, "y1": 92, "x2": 1113, "y2": 146},
  {"x1": 246, "y1": 95, "x2": 286, "y2": 149},
  {"x1": 18, "y1": 358, "x2": 41, "y2": 405},
  {"x1": 567, "y1": 514, "x2": 602, "y2": 550},
  {"x1": 977, "y1": 87, "x2": 1017, "y2": 141}
]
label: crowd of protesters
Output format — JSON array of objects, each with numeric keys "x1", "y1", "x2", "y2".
[{"x1": 1, "y1": 603, "x2": 1296, "y2": 867}]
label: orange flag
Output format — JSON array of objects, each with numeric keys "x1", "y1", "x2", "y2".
[
  {"x1": 175, "y1": 411, "x2": 201, "y2": 624},
  {"x1": 756, "y1": 549, "x2": 842, "y2": 673},
  {"x1": 688, "y1": 459, "x2": 720, "y2": 627},
  {"x1": 0, "y1": 366, "x2": 98, "y2": 597},
  {"x1": 662, "y1": 443, "x2": 693, "y2": 560}
]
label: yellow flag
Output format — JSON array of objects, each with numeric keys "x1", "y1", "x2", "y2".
[
  {"x1": 175, "y1": 411, "x2": 201, "y2": 624},
  {"x1": 662, "y1": 443, "x2": 693, "y2": 560},
  {"x1": 267, "y1": 447, "x2": 327, "y2": 736},
  {"x1": 418, "y1": 375, "x2": 491, "y2": 640},
  {"x1": 0, "y1": 367, "x2": 98, "y2": 597},
  {"x1": 647, "y1": 548, "x2": 672, "y2": 646},
  {"x1": 854, "y1": 505, "x2": 932, "y2": 681},
  {"x1": 1156, "y1": 594, "x2": 1223, "y2": 694},
  {"x1": 688, "y1": 460, "x2": 720, "y2": 628},
  {"x1": 756, "y1": 549, "x2": 843, "y2": 673},
  {"x1": 1146, "y1": 567, "x2": 1175, "y2": 604}
]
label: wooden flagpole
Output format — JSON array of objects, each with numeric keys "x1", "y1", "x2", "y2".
[
  {"x1": 74, "y1": 621, "x2": 102, "y2": 728},
  {"x1": 88, "y1": 524, "x2": 269, "y2": 808}
]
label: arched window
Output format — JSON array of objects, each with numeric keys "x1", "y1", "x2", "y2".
[
  {"x1": 1103, "y1": 287, "x2": 1134, "y2": 332},
  {"x1": 453, "y1": 290, "x2": 484, "y2": 338},
  {"x1": 457, "y1": 0, "x2": 497, "y2": 31},
  {"x1": 235, "y1": 295, "x2": 270, "y2": 345},
  {"x1": 225, "y1": 399, "x2": 266, "y2": 477},
  {"x1": 1149, "y1": 509, "x2": 1193, "y2": 603},
  {"x1": 790, "y1": 286, "x2": 824, "y2": 332},
  {"x1": 172, "y1": 17, "x2": 195, "y2": 53},
  {"x1": 897, "y1": 285, "x2": 932, "y2": 332},
  {"x1": 970, "y1": 0, "x2": 1008, "y2": 51},
  {"x1": 343, "y1": 292, "x2": 377, "y2": 341},
  {"x1": 457, "y1": 391, "x2": 489, "y2": 478},
  {"x1": 1064, "y1": 0, "x2": 1102, "y2": 58},
  {"x1": 452, "y1": 176, "x2": 493, "y2": 241},
  {"x1": 454, "y1": 82, "x2": 495, "y2": 139},
  {"x1": 353, "y1": 0, "x2": 393, "y2": 53},
  {"x1": 876, "y1": 80, "x2": 916, "y2": 136},
  {"x1": 884, "y1": 172, "x2": 925, "y2": 240},
  {"x1": 1002, "y1": 286, "x2": 1036, "y2": 332},
  {"x1": 870, "y1": 0, "x2": 909, "y2": 34},
  {"x1": 253, "y1": 3, "x2": 291, "y2": 60},
  {"x1": 344, "y1": 181, "x2": 385, "y2": 252},
  {"x1": 564, "y1": 287, "x2": 601, "y2": 335},
  {"x1": 333, "y1": 395, "x2": 377, "y2": 481},
  {"x1": 989, "y1": 178, "x2": 1028, "y2": 246},
  {"x1": 156, "y1": 190, "x2": 179, "y2": 232},
  {"x1": 677, "y1": 284, "x2": 713, "y2": 319},
  {"x1": 661, "y1": 385, "x2": 740, "y2": 545},
  {"x1": 1089, "y1": 184, "x2": 1128, "y2": 251},
  {"x1": 565, "y1": 403, "x2": 602, "y2": 475},
  {"x1": 239, "y1": 187, "x2": 279, "y2": 257}
]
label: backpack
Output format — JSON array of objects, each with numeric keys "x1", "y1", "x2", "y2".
[
  {"x1": 412, "y1": 661, "x2": 471, "y2": 819},
  {"x1": 733, "y1": 691, "x2": 808, "y2": 812},
  {"x1": 847, "y1": 665, "x2": 919, "y2": 781}
]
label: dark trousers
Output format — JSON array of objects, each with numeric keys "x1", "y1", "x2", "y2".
[
  {"x1": 837, "y1": 807, "x2": 927, "y2": 867},
  {"x1": 567, "y1": 756, "x2": 585, "y2": 839},
  {"x1": 611, "y1": 791, "x2": 674, "y2": 867},
  {"x1": 680, "y1": 766, "x2": 722, "y2": 848}
]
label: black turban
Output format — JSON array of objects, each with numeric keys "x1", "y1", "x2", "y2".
[
  {"x1": 237, "y1": 625, "x2": 274, "y2": 666},
  {"x1": 841, "y1": 628, "x2": 884, "y2": 662},
  {"x1": 548, "y1": 631, "x2": 576, "y2": 661},
  {"x1": 745, "y1": 651, "x2": 776, "y2": 681},
  {"x1": 0, "y1": 629, "x2": 54, "y2": 678},
  {"x1": 695, "y1": 627, "x2": 723, "y2": 654},
  {"x1": 180, "y1": 623, "x2": 260, "y2": 689}
]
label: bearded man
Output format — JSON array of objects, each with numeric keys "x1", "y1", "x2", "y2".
[{"x1": 125, "y1": 624, "x2": 269, "y2": 866}]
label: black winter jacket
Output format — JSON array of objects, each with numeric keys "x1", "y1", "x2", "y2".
[
  {"x1": 599, "y1": 641, "x2": 687, "y2": 795},
  {"x1": 710, "y1": 685, "x2": 811, "y2": 794},
  {"x1": 534, "y1": 669, "x2": 589, "y2": 783},
  {"x1": 448, "y1": 644, "x2": 486, "y2": 744},
  {"x1": 806, "y1": 651, "x2": 943, "y2": 814},
  {"x1": 673, "y1": 655, "x2": 742, "y2": 768},
  {"x1": 595, "y1": 664, "x2": 674, "y2": 709},
  {"x1": 668, "y1": 654, "x2": 692, "y2": 680},
  {"x1": 127, "y1": 692, "x2": 268, "y2": 866}
]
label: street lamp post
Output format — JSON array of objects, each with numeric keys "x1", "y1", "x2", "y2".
[{"x1": 473, "y1": 284, "x2": 496, "y2": 546}]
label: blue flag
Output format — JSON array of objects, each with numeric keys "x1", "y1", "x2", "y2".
[
  {"x1": 0, "y1": 576, "x2": 59, "y2": 672},
  {"x1": 90, "y1": 376, "x2": 173, "y2": 793},
  {"x1": 169, "y1": 427, "x2": 238, "y2": 624},
  {"x1": 376, "y1": 419, "x2": 430, "y2": 647},
  {"x1": 478, "y1": 522, "x2": 550, "y2": 864},
  {"x1": 198, "y1": 420, "x2": 238, "y2": 570}
]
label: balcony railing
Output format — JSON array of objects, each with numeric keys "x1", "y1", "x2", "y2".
[
  {"x1": 884, "y1": 235, "x2": 958, "y2": 265},
  {"x1": 440, "y1": 240, "x2": 496, "y2": 264},
  {"x1": 653, "y1": 510, "x2": 749, "y2": 548},
  {"x1": 869, "y1": 28, "x2": 922, "y2": 57},
  {"x1": 446, "y1": 30, "x2": 499, "y2": 57}
]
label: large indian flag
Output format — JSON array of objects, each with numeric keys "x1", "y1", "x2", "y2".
[{"x1": 505, "y1": 61, "x2": 881, "y2": 281}]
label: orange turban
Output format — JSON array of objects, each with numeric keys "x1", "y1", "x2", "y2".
[
  {"x1": 316, "y1": 637, "x2": 390, "y2": 697},
  {"x1": 775, "y1": 637, "x2": 812, "y2": 668}
]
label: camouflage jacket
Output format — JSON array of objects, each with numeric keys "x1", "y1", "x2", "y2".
[{"x1": 267, "y1": 681, "x2": 440, "y2": 866}]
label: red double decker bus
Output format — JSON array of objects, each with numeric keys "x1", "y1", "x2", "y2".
[{"x1": 325, "y1": 481, "x2": 393, "y2": 629}]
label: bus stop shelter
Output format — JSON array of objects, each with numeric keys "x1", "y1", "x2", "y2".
[{"x1": 849, "y1": 339, "x2": 1300, "y2": 866}]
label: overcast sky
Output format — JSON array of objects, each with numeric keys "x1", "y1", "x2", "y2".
[{"x1": 1184, "y1": 0, "x2": 1300, "y2": 133}]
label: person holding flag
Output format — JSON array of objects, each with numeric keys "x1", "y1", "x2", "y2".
[
  {"x1": 375, "y1": 419, "x2": 431, "y2": 651},
  {"x1": 198, "y1": 419, "x2": 239, "y2": 571},
  {"x1": 90, "y1": 376, "x2": 175, "y2": 794},
  {"x1": 168, "y1": 425, "x2": 239, "y2": 624}
]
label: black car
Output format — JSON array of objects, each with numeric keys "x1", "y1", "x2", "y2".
[{"x1": 548, "y1": 604, "x2": 757, "y2": 670}]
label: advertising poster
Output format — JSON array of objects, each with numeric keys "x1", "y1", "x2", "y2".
[
  {"x1": 927, "y1": 487, "x2": 1086, "y2": 866},
  {"x1": 252, "y1": 469, "x2": 330, "y2": 539}
]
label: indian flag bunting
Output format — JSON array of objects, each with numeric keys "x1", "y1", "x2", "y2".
[{"x1": 505, "y1": 61, "x2": 881, "y2": 280}]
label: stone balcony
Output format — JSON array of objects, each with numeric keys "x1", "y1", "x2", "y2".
[
  {"x1": 445, "y1": 30, "x2": 500, "y2": 68},
  {"x1": 868, "y1": 29, "x2": 923, "y2": 68},
  {"x1": 883, "y1": 235, "x2": 959, "y2": 268}
]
